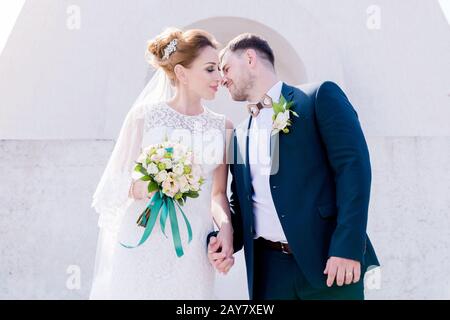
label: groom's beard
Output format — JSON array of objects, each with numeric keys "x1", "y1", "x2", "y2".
[{"x1": 230, "y1": 74, "x2": 256, "y2": 102}]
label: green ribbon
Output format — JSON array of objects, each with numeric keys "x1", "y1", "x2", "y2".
[
  {"x1": 121, "y1": 190, "x2": 193, "y2": 258},
  {"x1": 175, "y1": 201, "x2": 193, "y2": 244},
  {"x1": 160, "y1": 198, "x2": 169, "y2": 238}
]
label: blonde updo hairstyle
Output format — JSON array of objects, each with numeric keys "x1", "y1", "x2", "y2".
[{"x1": 146, "y1": 28, "x2": 219, "y2": 86}]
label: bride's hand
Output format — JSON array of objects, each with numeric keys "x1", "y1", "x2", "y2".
[
  {"x1": 209, "y1": 223, "x2": 234, "y2": 274},
  {"x1": 216, "y1": 223, "x2": 234, "y2": 258},
  {"x1": 129, "y1": 180, "x2": 154, "y2": 200}
]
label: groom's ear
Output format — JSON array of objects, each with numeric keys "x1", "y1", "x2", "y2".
[{"x1": 245, "y1": 49, "x2": 257, "y2": 67}]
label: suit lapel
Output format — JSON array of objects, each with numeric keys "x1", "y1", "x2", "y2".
[
  {"x1": 238, "y1": 116, "x2": 253, "y2": 194},
  {"x1": 281, "y1": 82, "x2": 295, "y2": 105},
  {"x1": 269, "y1": 83, "x2": 294, "y2": 175}
]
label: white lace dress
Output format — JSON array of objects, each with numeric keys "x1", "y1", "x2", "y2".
[{"x1": 90, "y1": 102, "x2": 226, "y2": 300}]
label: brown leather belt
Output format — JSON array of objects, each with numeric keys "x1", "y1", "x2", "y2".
[{"x1": 255, "y1": 237, "x2": 293, "y2": 255}]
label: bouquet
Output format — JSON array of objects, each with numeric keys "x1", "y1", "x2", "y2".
[{"x1": 121, "y1": 139, "x2": 205, "y2": 257}]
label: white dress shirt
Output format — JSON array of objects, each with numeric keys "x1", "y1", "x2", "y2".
[{"x1": 248, "y1": 81, "x2": 288, "y2": 242}]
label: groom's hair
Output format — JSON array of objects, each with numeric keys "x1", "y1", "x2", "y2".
[{"x1": 220, "y1": 33, "x2": 275, "y2": 68}]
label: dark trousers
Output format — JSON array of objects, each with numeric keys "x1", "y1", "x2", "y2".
[{"x1": 253, "y1": 239, "x2": 365, "y2": 300}]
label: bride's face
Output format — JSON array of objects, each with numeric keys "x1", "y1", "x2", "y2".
[{"x1": 181, "y1": 46, "x2": 222, "y2": 101}]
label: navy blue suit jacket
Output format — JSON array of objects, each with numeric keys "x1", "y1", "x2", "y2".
[{"x1": 227, "y1": 81, "x2": 380, "y2": 298}]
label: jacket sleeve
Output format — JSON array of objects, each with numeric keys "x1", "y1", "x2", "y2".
[{"x1": 314, "y1": 81, "x2": 371, "y2": 263}]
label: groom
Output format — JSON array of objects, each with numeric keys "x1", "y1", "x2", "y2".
[{"x1": 207, "y1": 33, "x2": 379, "y2": 300}]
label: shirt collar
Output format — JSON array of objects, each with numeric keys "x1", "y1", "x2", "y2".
[{"x1": 266, "y1": 80, "x2": 283, "y2": 103}]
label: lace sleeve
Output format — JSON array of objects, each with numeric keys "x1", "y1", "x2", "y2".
[{"x1": 91, "y1": 104, "x2": 146, "y2": 231}]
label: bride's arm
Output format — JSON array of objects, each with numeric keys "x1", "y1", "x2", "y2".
[{"x1": 210, "y1": 118, "x2": 234, "y2": 257}]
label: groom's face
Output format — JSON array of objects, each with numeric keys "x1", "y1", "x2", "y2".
[{"x1": 220, "y1": 50, "x2": 254, "y2": 102}]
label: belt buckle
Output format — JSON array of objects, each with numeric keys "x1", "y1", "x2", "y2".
[{"x1": 280, "y1": 242, "x2": 290, "y2": 254}]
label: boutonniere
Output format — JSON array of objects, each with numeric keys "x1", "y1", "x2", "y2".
[{"x1": 271, "y1": 95, "x2": 299, "y2": 135}]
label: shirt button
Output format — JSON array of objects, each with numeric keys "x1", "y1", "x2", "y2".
[{"x1": 272, "y1": 185, "x2": 278, "y2": 189}]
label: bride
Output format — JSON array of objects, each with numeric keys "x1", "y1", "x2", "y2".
[{"x1": 89, "y1": 28, "x2": 235, "y2": 299}]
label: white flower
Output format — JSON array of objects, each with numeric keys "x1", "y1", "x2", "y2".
[
  {"x1": 180, "y1": 185, "x2": 190, "y2": 193},
  {"x1": 147, "y1": 162, "x2": 159, "y2": 175},
  {"x1": 160, "y1": 158, "x2": 173, "y2": 169},
  {"x1": 177, "y1": 176, "x2": 190, "y2": 193},
  {"x1": 272, "y1": 111, "x2": 292, "y2": 135},
  {"x1": 173, "y1": 164, "x2": 184, "y2": 176},
  {"x1": 273, "y1": 110, "x2": 290, "y2": 131},
  {"x1": 154, "y1": 170, "x2": 168, "y2": 183},
  {"x1": 162, "y1": 181, "x2": 177, "y2": 197},
  {"x1": 189, "y1": 181, "x2": 200, "y2": 192},
  {"x1": 162, "y1": 172, "x2": 180, "y2": 197}
]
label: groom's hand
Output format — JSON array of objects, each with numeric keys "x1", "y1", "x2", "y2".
[
  {"x1": 207, "y1": 236, "x2": 235, "y2": 274},
  {"x1": 324, "y1": 256, "x2": 361, "y2": 287}
]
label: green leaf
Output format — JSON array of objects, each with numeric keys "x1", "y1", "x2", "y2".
[
  {"x1": 286, "y1": 101, "x2": 295, "y2": 110},
  {"x1": 134, "y1": 164, "x2": 147, "y2": 176},
  {"x1": 140, "y1": 175, "x2": 151, "y2": 181},
  {"x1": 272, "y1": 102, "x2": 284, "y2": 114},
  {"x1": 174, "y1": 192, "x2": 183, "y2": 200},
  {"x1": 147, "y1": 180, "x2": 159, "y2": 193},
  {"x1": 186, "y1": 191, "x2": 199, "y2": 198},
  {"x1": 273, "y1": 95, "x2": 288, "y2": 114}
]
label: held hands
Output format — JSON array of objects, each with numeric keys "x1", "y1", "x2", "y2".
[
  {"x1": 324, "y1": 256, "x2": 361, "y2": 287},
  {"x1": 207, "y1": 224, "x2": 235, "y2": 275}
]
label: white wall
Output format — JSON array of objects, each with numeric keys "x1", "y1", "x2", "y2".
[{"x1": 0, "y1": 0, "x2": 449, "y2": 299}]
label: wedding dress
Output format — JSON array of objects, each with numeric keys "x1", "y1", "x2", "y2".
[{"x1": 89, "y1": 71, "x2": 226, "y2": 299}]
